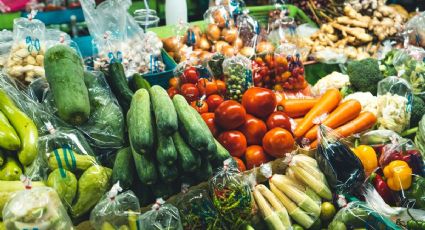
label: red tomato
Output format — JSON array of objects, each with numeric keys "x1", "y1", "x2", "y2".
[
  {"x1": 201, "y1": 113, "x2": 219, "y2": 137},
  {"x1": 197, "y1": 79, "x2": 218, "y2": 96},
  {"x1": 191, "y1": 100, "x2": 209, "y2": 114},
  {"x1": 206, "y1": 94, "x2": 224, "y2": 112},
  {"x1": 167, "y1": 87, "x2": 179, "y2": 98},
  {"x1": 242, "y1": 87, "x2": 277, "y2": 119},
  {"x1": 182, "y1": 67, "x2": 199, "y2": 84},
  {"x1": 233, "y1": 157, "x2": 246, "y2": 172},
  {"x1": 218, "y1": 130, "x2": 247, "y2": 157},
  {"x1": 266, "y1": 111, "x2": 292, "y2": 131},
  {"x1": 214, "y1": 100, "x2": 247, "y2": 130},
  {"x1": 169, "y1": 77, "x2": 180, "y2": 88},
  {"x1": 215, "y1": 80, "x2": 226, "y2": 95},
  {"x1": 239, "y1": 114, "x2": 267, "y2": 145},
  {"x1": 245, "y1": 145, "x2": 269, "y2": 169},
  {"x1": 262, "y1": 128, "x2": 295, "y2": 158},
  {"x1": 180, "y1": 83, "x2": 199, "y2": 102}
]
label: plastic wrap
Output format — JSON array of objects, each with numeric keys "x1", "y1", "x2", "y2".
[
  {"x1": 273, "y1": 51, "x2": 307, "y2": 91},
  {"x1": 90, "y1": 182, "x2": 140, "y2": 230},
  {"x1": 237, "y1": 10, "x2": 259, "y2": 49},
  {"x1": 0, "y1": 29, "x2": 13, "y2": 68},
  {"x1": 2, "y1": 184, "x2": 73, "y2": 230},
  {"x1": 44, "y1": 29, "x2": 82, "y2": 58},
  {"x1": 208, "y1": 159, "x2": 254, "y2": 229},
  {"x1": 376, "y1": 76, "x2": 413, "y2": 134},
  {"x1": 222, "y1": 55, "x2": 252, "y2": 101},
  {"x1": 405, "y1": 12, "x2": 425, "y2": 48},
  {"x1": 5, "y1": 11, "x2": 46, "y2": 84},
  {"x1": 138, "y1": 199, "x2": 183, "y2": 230},
  {"x1": 315, "y1": 125, "x2": 366, "y2": 195},
  {"x1": 206, "y1": 52, "x2": 225, "y2": 79},
  {"x1": 415, "y1": 115, "x2": 425, "y2": 157},
  {"x1": 204, "y1": 5, "x2": 233, "y2": 29}
]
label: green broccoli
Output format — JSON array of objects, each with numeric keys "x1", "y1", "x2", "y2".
[
  {"x1": 347, "y1": 58, "x2": 384, "y2": 95},
  {"x1": 411, "y1": 95, "x2": 425, "y2": 128}
]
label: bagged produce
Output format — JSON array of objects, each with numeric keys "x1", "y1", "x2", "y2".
[
  {"x1": 5, "y1": 11, "x2": 46, "y2": 84},
  {"x1": 90, "y1": 182, "x2": 140, "y2": 230},
  {"x1": 405, "y1": 12, "x2": 425, "y2": 48},
  {"x1": 2, "y1": 178, "x2": 73, "y2": 230},
  {"x1": 415, "y1": 114, "x2": 425, "y2": 156},
  {"x1": 315, "y1": 125, "x2": 366, "y2": 195},
  {"x1": 44, "y1": 29, "x2": 82, "y2": 58},
  {"x1": 274, "y1": 52, "x2": 307, "y2": 91},
  {"x1": 206, "y1": 52, "x2": 225, "y2": 79},
  {"x1": 222, "y1": 55, "x2": 253, "y2": 101},
  {"x1": 236, "y1": 10, "x2": 259, "y2": 51},
  {"x1": 0, "y1": 29, "x2": 13, "y2": 68},
  {"x1": 138, "y1": 198, "x2": 183, "y2": 230},
  {"x1": 208, "y1": 159, "x2": 255, "y2": 229},
  {"x1": 376, "y1": 76, "x2": 413, "y2": 134}
]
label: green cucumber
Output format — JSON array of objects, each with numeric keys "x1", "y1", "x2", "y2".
[
  {"x1": 149, "y1": 85, "x2": 178, "y2": 136},
  {"x1": 172, "y1": 132, "x2": 201, "y2": 172},
  {"x1": 187, "y1": 105, "x2": 217, "y2": 158},
  {"x1": 132, "y1": 178, "x2": 154, "y2": 207},
  {"x1": 211, "y1": 139, "x2": 232, "y2": 168},
  {"x1": 130, "y1": 73, "x2": 151, "y2": 92},
  {"x1": 132, "y1": 147, "x2": 157, "y2": 185},
  {"x1": 128, "y1": 89, "x2": 154, "y2": 154},
  {"x1": 158, "y1": 163, "x2": 179, "y2": 183},
  {"x1": 156, "y1": 130, "x2": 177, "y2": 166},
  {"x1": 44, "y1": 45, "x2": 90, "y2": 125},
  {"x1": 112, "y1": 147, "x2": 135, "y2": 190},
  {"x1": 104, "y1": 62, "x2": 134, "y2": 112},
  {"x1": 151, "y1": 182, "x2": 179, "y2": 200},
  {"x1": 195, "y1": 155, "x2": 213, "y2": 182}
]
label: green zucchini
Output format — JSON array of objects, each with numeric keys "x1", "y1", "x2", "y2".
[
  {"x1": 151, "y1": 182, "x2": 179, "y2": 200},
  {"x1": 158, "y1": 163, "x2": 179, "y2": 183},
  {"x1": 128, "y1": 89, "x2": 154, "y2": 154},
  {"x1": 44, "y1": 45, "x2": 90, "y2": 125},
  {"x1": 130, "y1": 73, "x2": 151, "y2": 92},
  {"x1": 195, "y1": 155, "x2": 213, "y2": 182},
  {"x1": 112, "y1": 147, "x2": 135, "y2": 190},
  {"x1": 149, "y1": 85, "x2": 178, "y2": 136},
  {"x1": 132, "y1": 147, "x2": 157, "y2": 185},
  {"x1": 173, "y1": 95, "x2": 211, "y2": 152},
  {"x1": 104, "y1": 62, "x2": 134, "y2": 112},
  {"x1": 156, "y1": 130, "x2": 177, "y2": 166},
  {"x1": 172, "y1": 132, "x2": 201, "y2": 172},
  {"x1": 211, "y1": 139, "x2": 232, "y2": 168}
]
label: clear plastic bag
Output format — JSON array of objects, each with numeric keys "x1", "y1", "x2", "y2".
[
  {"x1": 90, "y1": 182, "x2": 140, "y2": 230},
  {"x1": 0, "y1": 29, "x2": 13, "y2": 68},
  {"x1": 44, "y1": 29, "x2": 83, "y2": 58},
  {"x1": 208, "y1": 159, "x2": 255, "y2": 229},
  {"x1": 204, "y1": 5, "x2": 233, "y2": 29},
  {"x1": 273, "y1": 52, "x2": 307, "y2": 91},
  {"x1": 405, "y1": 12, "x2": 425, "y2": 48},
  {"x1": 138, "y1": 199, "x2": 183, "y2": 230},
  {"x1": 5, "y1": 11, "x2": 46, "y2": 84},
  {"x1": 2, "y1": 184, "x2": 74, "y2": 230},
  {"x1": 376, "y1": 76, "x2": 413, "y2": 134},
  {"x1": 222, "y1": 55, "x2": 252, "y2": 101},
  {"x1": 237, "y1": 10, "x2": 259, "y2": 49},
  {"x1": 206, "y1": 52, "x2": 225, "y2": 79}
]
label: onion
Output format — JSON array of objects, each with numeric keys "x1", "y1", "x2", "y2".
[
  {"x1": 207, "y1": 24, "x2": 221, "y2": 41},
  {"x1": 239, "y1": 47, "x2": 255, "y2": 57},
  {"x1": 256, "y1": 41, "x2": 275, "y2": 54},
  {"x1": 212, "y1": 10, "x2": 227, "y2": 28},
  {"x1": 198, "y1": 36, "x2": 211, "y2": 51},
  {"x1": 222, "y1": 45, "x2": 236, "y2": 57},
  {"x1": 192, "y1": 25, "x2": 203, "y2": 37},
  {"x1": 224, "y1": 27, "x2": 238, "y2": 43},
  {"x1": 233, "y1": 37, "x2": 243, "y2": 50},
  {"x1": 200, "y1": 51, "x2": 213, "y2": 61},
  {"x1": 162, "y1": 37, "x2": 181, "y2": 52},
  {"x1": 214, "y1": 41, "x2": 229, "y2": 53}
]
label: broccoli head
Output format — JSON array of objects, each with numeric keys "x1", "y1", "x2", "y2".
[
  {"x1": 411, "y1": 95, "x2": 425, "y2": 128},
  {"x1": 347, "y1": 58, "x2": 384, "y2": 95}
]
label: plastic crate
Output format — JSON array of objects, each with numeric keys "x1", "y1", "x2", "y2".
[
  {"x1": 142, "y1": 50, "x2": 177, "y2": 88},
  {"x1": 247, "y1": 5, "x2": 316, "y2": 27}
]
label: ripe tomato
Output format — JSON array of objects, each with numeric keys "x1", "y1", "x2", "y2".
[
  {"x1": 167, "y1": 87, "x2": 179, "y2": 98},
  {"x1": 169, "y1": 77, "x2": 180, "y2": 88},
  {"x1": 239, "y1": 114, "x2": 267, "y2": 145},
  {"x1": 245, "y1": 145, "x2": 269, "y2": 169},
  {"x1": 266, "y1": 111, "x2": 292, "y2": 131},
  {"x1": 206, "y1": 94, "x2": 224, "y2": 112},
  {"x1": 191, "y1": 100, "x2": 209, "y2": 114},
  {"x1": 215, "y1": 100, "x2": 246, "y2": 130},
  {"x1": 180, "y1": 83, "x2": 199, "y2": 102},
  {"x1": 182, "y1": 67, "x2": 199, "y2": 84},
  {"x1": 197, "y1": 79, "x2": 218, "y2": 96},
  {"x1": 215, "y1": 79, "x2": 226, "y2": 95},
  {"x1": 233, "y1": 157, "x2": 246, "y2": 172},
  {"x1": 201, "y1": 113, "x2": 219, "y2": 137},
  {"x1": 242, "y1": 87, "x2": 277, "y2": 119},
  {"x1": 262, "y1": 128, "x2": 295, "y2": 158},
  {"x1": 218, "y1": 130, "x2": 247, "y2": 157}
]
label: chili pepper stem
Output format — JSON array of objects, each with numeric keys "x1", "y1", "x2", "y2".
[{"x1": 401, "y1": 127, "x2": 418, "y2": 137}]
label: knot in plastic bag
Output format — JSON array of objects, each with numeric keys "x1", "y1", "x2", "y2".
[
  {"x1": 108, "y1": 182, "x2": 123, "y2": 201},
  {"x1": 152, "y1": 198, "x2": 165, "y2": 211},
  {"x1": 20, "y1": 174, "x2": 32, "y2": 190}
]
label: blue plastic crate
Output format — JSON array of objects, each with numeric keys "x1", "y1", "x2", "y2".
[{"x1": 143, "y1": 51, "x2": 177, "y2": 88}]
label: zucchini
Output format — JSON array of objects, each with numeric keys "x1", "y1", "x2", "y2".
[
  {"x1": 173, "y1": 95, "x2": 211, "y2": 152},
  {"x1": 151, "y1": 182, "x2": 179, "y2": 200},
  {"x1": 132, "y1": 178, "x2": 154, "y2": 207},
  {"x1": 187, "y1": 103, "x2": 217, "y2": 158},
  {"x1": 128, "y1": 89, "x2": 154, "y2": 154},
  {"x1": 195, "y1": 155, "x2": 213, "y2": 182},
  {"x1": 0, "y1": 111, "x2": 20, "y2": 151},
  {"x1": 44, "y1": 45, "x2": 90, "y2": 125},
  {"x1": 156, "y1": 130, "x2": 177, "y2": 166},
  {"x1": 210, "y1": 139, "x2": 232, "y2": 168},
  {"x1": 158, "y1": 163, "x2": 179, "y2": 183},
  {"x1": 172, "y1": 132, "x2": 201, "y2": 172},
  {"x1": 149, "y1": 85, "x2": 178, "y2": 136},
  {"x1": 104, "y1": 62, "x2": 134, "y2": 112},
  {"x1": 132, "y1": 147, "x2": 157, "y2": 185},
  {"x1": 112, "y1": 147, "x2": 135, "y2": 190},
  {"x1": 0, "y1": 156, "x2": 22, "y2": 181},
  {"x1": 130, "y1": 73, "x2": 151, "y2": 92}
]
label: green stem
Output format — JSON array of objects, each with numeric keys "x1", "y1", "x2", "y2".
[{"x1": 401, "y1": 127, "x2": 418, "y2": 137}]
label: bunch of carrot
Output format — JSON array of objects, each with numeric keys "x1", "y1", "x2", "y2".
[{"x1": 279, "y1": 89, "x2": 377, "y2": 148}]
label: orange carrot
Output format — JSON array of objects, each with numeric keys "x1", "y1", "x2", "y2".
[
  {"x1": 294, "y1": 89, "x2": 342, "y2": 138},
  {"x1": 278, "y1": 98, "x2": 319, "y2": 118},
  {"x1": 310, "y1": 111, "x2": 377, "y2": 148},
  {"x1": 304, "y1": 99, "x2": 362, "y2": 141},
  {"x1": 293, "y1": 117, "x2": 304, "y2": 125}
]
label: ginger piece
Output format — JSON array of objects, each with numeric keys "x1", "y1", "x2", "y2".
[
  {"x1": 336, "y1": 16, "x2": 369, "y2": 28},
  {"x1": 331, "y1": 22, "x2": 373, "y2": 43}
]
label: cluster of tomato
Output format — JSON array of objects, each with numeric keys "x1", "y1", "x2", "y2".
[
  {"x1": 252, "y1": 53, "x2": 308, "y2": 92},
  {"x1": 168, "y1": 66, "x2": 226, "y2": 113},
  {"x1": 200, "y1": 87, "x2": 296, "y2": 171}
]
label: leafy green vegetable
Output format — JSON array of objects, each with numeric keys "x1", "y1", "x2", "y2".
[{"x1": 347, "y1": 58, "x2": 384, "y2": 95}]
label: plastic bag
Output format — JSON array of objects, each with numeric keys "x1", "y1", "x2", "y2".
[
  {"x1": 206, "y1": 52, "x2": 225, "y2": 79},
  {"x1": 405, "y1": 12, "x2": 425, "y2": 48},
  {"x1": 90, "y1": 182, "x2": 140, "y2": 230},
  {"x1": 176, "y1": 186, "x2": 226, "y2": 230},
  {"x1": 376, "y1": 76, "x2": 413, "y2": 134},
  {"x1": 273, "y1": 51, "x2": 307, "y2": 91},
  {"x1": 237, "y1": 10, "x2": 259, "y2": 49},
  {"x1": 138, "y1": 199, "x2": 183, "y2": 230},
  {"x1": 208, "y1": 159, "x2": 254, "y2": 229},
  {"x1": 204, "y1": 5, "x2": 233, "y2": 29},
  {"x1": 0, "y1": 29, "x2": 13, "y2": 67},
  {"x1": 315, "y1": 125, "x2": 366, "y2": 195},
  {"x1": 2, "y1": 183, "x2": 73, "y2": 230},
  {"x1": 222, "y1": 55, "x2": 252, "y2": 101},
  {"x1": 44, "y1": 29, "x2": 83, "y2": 58},
  {"x1": 415, "y1": 115, "x2": 425, "y2": 157},
  {"x1": 5, "y1": 11, "x2": 46, "y2": 84}
]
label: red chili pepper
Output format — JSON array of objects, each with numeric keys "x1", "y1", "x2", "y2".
[{"x1": 370, "y1": 173, "x2": 395, "y2": 205}]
